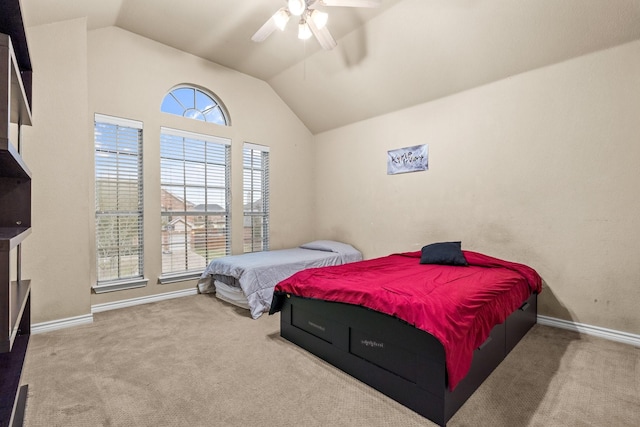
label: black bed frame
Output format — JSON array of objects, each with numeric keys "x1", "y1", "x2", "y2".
[{"x1": 278, "y1": 292, "x2": 537, "y2": 427}]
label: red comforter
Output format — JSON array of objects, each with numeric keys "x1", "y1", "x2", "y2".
[{"x1": 271, "y1": 250, "x2": 542, "y2": 391}]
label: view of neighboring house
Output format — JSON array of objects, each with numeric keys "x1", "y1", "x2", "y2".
[{"x1": 160, "y1": 189, "x2": 228, "y2": 273}]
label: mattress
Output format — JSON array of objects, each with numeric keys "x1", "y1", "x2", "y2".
[{"x1": 213, "y1": 280, "x2": 250, "y2": 310}]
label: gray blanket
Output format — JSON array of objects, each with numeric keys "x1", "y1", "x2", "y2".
[{"x1": 198, "y1": 240, "x2": 362, "y2": 319}]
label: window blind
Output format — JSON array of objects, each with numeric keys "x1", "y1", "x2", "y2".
[
  {"x1": 160, "y1": 127, "x2": 231, "y2": 274},
  {"x1": 243, "y1": 143, "x2": 270, "y2": 253},
  {"x1": 94, "y1": 114, "x2": 144, "y2": 283}
]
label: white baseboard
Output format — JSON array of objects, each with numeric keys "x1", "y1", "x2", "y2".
[
  {"x1": 537, "y1": 315, "x2": 640, "y2": 347},
  {"x1": 91, "y1": 288, "x2": 198, "y2": 314},
  {"x1": 31, "y1": 313, "x2": 94, "y2": 335},
  {"x1": 31, "y1": 288, "x2": 198, "y2": 334}
]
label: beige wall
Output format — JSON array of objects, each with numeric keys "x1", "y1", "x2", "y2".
[
  {"x1": 22, "y1": 18, "x2": 91, "y2": 324},
  {"x1": 22, "y1": 22, "x2": 315, "y2": 322},
  {"x1": 314, "y1": 40, "x2": 640, "y2": 335},
  {"x1": 20, "y1": 19, "x2": 640, "y2": 337}
]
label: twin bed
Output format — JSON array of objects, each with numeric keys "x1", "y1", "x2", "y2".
[
  {"x1": 199, "y1": 240, "x2": 542, "y2": 426},
  {"x1": 197, "y1": 240, "x2": 362, "y2": 319}
]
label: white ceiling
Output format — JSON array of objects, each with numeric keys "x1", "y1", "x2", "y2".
[{"x1": 22, "y1": 0, "x2": 640, "y2": 134}]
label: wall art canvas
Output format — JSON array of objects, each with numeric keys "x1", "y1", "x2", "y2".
[{"x1": 387, "y1": 144, "x2": 429, "y2": 175}]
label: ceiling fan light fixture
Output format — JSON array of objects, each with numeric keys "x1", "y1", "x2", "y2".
[
  {"x1": 273, "y1": 8, "x2": 290, "y2": 31},
  {"x1": 254, "y1": 0, "x2": 379, "y2": 49},
  {"x1": 288, "y1": 0, "x2": 306, "y2": 16},
  {"x1": 310, "y1": 10, "x2": 328, "y2": 29},
  {"x1": 298, "y1": 20, "x2": 313, "y2": 40}
]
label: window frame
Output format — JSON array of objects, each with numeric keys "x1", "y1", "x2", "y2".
[
  {"x1": 93, "y1": 114, "x2": 148, "y2": 293},
  {"x1": 160, "y1": 84, "x2": 231, "y2": 126},
  {"x1": 159, "y1": 127, "x2": 231, "y2": 281}
]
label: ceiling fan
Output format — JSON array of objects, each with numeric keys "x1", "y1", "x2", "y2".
[{"x1": 252, "y1": 0, "x2": 381, "y2": 50}]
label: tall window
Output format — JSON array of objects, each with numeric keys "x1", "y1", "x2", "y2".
[
  {"x1": 160, "y1": 127, "x2": 231, "y2": 276},
  {"x1": 94, "y1": 114, "x2": 144, "y2": 289},
  {"x1": 243, "y1": 143, "x2": 270, "y2": 253},
  {"x1": 160, "y1": 85, "x2": 229, "y2": 125}
]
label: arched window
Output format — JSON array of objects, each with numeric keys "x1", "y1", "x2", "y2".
[
  {"x1": 159, "y1": 84, "x2": 231, "y2": 281},
  {"x1": 161, "y1": 85, "x2": 230, "y2": 125}
]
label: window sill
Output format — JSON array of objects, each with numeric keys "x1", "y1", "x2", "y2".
[
  {"x1": 92, "y1": 278, "x2": 148, "y2": 294},
  {"x1": 158, "y1": 271, "x2": 202, "y2": 285}
]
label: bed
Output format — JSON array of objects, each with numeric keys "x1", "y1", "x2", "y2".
[
  {"x1": 269, "y1": 243, "x2": 542, "y2": 426},
  {"x1": 197, "y1": 240, "x2": 362, "y2": 319}
]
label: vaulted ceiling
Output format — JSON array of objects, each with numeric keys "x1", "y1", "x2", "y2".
[{"x1": 22, "y1": 0, "x2": 640, "y2": 134}]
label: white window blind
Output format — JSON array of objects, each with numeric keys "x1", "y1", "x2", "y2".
[
  {"x1": 160, "y1": 127, "x2": 231, "y2": 274},
  {"x1": 94, "y1": 114, "x2": 144, "y2": 283},
  {"x1": 243, "y1": 143, "x2": 270, "y2": 253}
]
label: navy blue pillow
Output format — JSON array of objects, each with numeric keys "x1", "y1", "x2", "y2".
[{"x1": 420, "y1": 241, "x2": 468, "y2": 266}]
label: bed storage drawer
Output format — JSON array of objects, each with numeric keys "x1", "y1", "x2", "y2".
[
  {"x1": 444, "y1": 320, "x2": 506, "y2": 420},
  {"x1": 350, "y1": 328, "x2": 417, "y2": 382},
  {"x1": 470, "y1": 320, "x2": 505, "y2": 379},
  {"x1": 291, "y1": 305, "x2": 343, "y2": 345},
  {"x1": 505, "y1": 292, "x2": 537, "y2": 354}
]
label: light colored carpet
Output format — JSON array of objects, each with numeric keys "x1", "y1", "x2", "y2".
[{"x1": 22, "y1": 294, "x2": 640, "y2": 426}]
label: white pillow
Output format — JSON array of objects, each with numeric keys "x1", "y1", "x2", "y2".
[{"x1": 300, "y1": 240, "x2": 350, "y2": 253}]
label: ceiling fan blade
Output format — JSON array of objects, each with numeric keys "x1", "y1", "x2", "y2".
[
  {"x1": 320, "y1": 0, "x2": 381, "y2": 7},
  {"x1": 308, "y1": 18, "x2": 337, "y2": 50},
  {"x1": 251, "y1": 14, "x2": 278, "y2": 42}
]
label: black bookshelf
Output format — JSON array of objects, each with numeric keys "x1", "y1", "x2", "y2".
[{"x1": 1, "y1": 0, "x2": 33, "y2": 425}]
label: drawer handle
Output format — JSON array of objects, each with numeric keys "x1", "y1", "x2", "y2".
[
  {"x1": 478, "y1": 336, "x2": 492, "y2": 350},
  {"x1": 520, "y1": 302, "x2": 530, "y2": 311}
]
